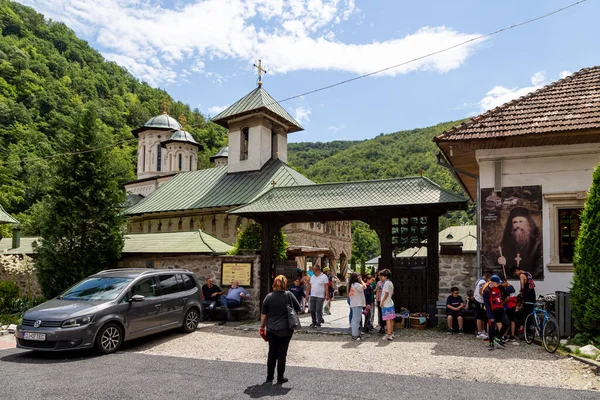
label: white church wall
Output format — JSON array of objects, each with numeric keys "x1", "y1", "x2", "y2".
[
  {"x1": 476, "y1": 142, "x2": 600, "y2": 294},
  {"x1": 276, "y1": 131, "x2": 288, "y2": 162}
]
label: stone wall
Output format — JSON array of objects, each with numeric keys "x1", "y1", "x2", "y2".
[
  {"x1": 117, "y1": 254, "x2": 261, "y2": 319},
  {"x1": 438, "y1": 253, "x2": 477, "y2": 302},
  {"x1": 0, "y1": 269, "x2": 42, "y2": 299}
]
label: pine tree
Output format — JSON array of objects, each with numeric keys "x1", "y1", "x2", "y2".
[
  {"x1": 571, "y1": 164, "x2": 600, "y2": 337},
  {"x1": 34, "y1": 108, "x2": 126, "y2": 299}
]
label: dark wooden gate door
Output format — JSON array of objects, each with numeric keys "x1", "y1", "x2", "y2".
[{"x1": 391, "y1": 257, "x2": 428, "y2": 313}]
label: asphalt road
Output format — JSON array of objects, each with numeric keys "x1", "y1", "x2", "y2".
[{"x1": 0, "y1": 348, "x2": 597, "y2": 400}]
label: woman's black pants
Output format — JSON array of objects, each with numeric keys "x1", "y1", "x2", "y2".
[{"x1": 266, "y1": 331, "x2": 292, "y2": 381}]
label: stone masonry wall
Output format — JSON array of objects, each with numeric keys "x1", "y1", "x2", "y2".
[
  {"x1": 117, "y1": 254, "x2": 261, "y2": 319},
  {"x1": 438, "y1": 253, "x2": 477, "y2": 302},
  {"x1": 0, "y1": 269, "x2": 42, "y2": 299}
]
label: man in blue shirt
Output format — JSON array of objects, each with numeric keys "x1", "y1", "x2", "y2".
[{"x1": 218, "y1": 280, "x2": 251, "y2": 325}]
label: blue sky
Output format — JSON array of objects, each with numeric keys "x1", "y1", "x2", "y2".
[{"x1": 21, "y1": 0, "x2": 600, "y2": 142}]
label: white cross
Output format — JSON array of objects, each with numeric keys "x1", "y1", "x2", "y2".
[{"x1": 515, "y1": 253, "x2": 522, "y2": 267}]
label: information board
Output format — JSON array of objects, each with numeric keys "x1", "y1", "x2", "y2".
[{"x1": 221, "y1": 262, "x2": 253, "y2": 287}]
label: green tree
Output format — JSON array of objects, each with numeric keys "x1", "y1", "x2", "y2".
[
  {"x1": 351, "y1": 221, "x2": 380, "y2": 262},
  {"x1": 229, "y1": 222, "x2": 289, "y2": 261},
  {"x1": 34, "y1": 108, "x2": 126, "y2": 299},
  {"x1": 571, "y1": 164, "x2": 600, "y2": 337}
]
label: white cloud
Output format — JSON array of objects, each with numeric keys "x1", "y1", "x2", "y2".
[
  {"x1": 559, "y1": 70, "x2": 571, "y2": 79},
  {"x1": 207, "y1": 105, "x2": 229, "y2": 115},
  {"x1": 327, "y1": 124, "x2": 345, "y2": 134},
  {"x1": 21, "y1": 0, "x2": 484, "y2": 86},
  {"x1": 478, "y1": 71, "x2": 546, "y2": 112},
  {"x1": 294, "y1": 106, "x2": 312, "y2": 124}
]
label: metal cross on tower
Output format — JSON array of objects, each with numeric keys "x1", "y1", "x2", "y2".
[{"x1": 253, "y1": 59, "x2": 267, "y2": 87}]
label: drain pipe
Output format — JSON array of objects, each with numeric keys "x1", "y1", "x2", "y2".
[{"x1": 436, "y1": 152, "x2": 482, "y2": 278}]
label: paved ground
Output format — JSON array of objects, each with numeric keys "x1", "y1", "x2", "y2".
[
  {"x1": 1, "y1": 298, "x2": 599, "y2": 399},
  {"x1": 1, "y1": 348, "x2": 599, "y2": 400}
]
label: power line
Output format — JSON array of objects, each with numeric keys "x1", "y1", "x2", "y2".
[
  {"x1": 17, "y1": 0, "x2": 589, "y2": 162},
  {"x1": 275, "y1": 0, "x2": 589, "y2": 104},
  {"x1": 21, "y1": 138, "x2": 138, "y2": 163}
]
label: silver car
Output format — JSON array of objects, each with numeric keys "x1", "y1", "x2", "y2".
[{"x1": 15, "y1": 269, "x2": 202, "y2": 354}]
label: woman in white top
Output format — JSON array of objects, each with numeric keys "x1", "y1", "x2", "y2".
[{"x1": 348, "y1": 272, "x2": 366, "y2": 341}]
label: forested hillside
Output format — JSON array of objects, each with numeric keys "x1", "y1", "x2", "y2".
[
  {"x1": 287, "y1": 121, "x2": 475, "y2": 230},
  {"x1": 0, "y1": 0, "x2": 226, "y2": 234}
]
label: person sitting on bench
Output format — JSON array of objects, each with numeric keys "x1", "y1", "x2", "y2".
[
  {"x1": 201, "y1": 278, "x2": 222, "y2": 321},
  {"x1": 218, "y1": 280, "x2": 251, "y2": 325}
]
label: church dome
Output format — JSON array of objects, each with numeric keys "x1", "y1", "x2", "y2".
[
  {"x1": 162, "y1": 129, "x2": 202, "y2": 148},
  {"x1": 210, "y1": 146, "x2": 228, "y2": 160},
  {"x1": 143, "y1": 113, "x2": 181, "y2": 130}
]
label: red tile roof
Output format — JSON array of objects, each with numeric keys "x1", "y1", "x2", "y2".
[{"x1": 436, "y1": 66, "x2": 600, "y2": 141}]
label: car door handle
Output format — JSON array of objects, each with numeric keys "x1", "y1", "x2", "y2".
[{"x1": 154, "y1": 304, "x2": 161, "y2": 308}]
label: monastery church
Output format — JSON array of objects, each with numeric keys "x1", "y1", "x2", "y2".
[{"x1": 122, "y1": 79, "x2": 351, "y2": 271}]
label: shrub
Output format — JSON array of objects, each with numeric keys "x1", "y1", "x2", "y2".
[
  {"x1": 571, "y1": 164, "x2": 600, "y2": 337},
  {"x1": 0, "y1": 281, "x2": 19, "y2": 311},
  {"x1": 0, "y1": 314, "x2": 22, "y2": 326},
  {"x1": 229, "y1": 222, "x2": 289, "y2": 260}
]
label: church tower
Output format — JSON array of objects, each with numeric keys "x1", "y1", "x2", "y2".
[
  {"x1": 211, "y1": 62, "x2": 303, "y2": 173},
  {"x1": 131, "y1": 113, "x2": 202, "y2": 179}
]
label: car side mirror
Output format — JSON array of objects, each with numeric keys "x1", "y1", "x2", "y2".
[{"x1": 130, "y1": 294, "x2": 145, "y2": 302}]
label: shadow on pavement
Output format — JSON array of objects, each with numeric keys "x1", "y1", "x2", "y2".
[
  {"x1": 1, "y1": 348, "x2": 98, "y2": 364},
  {"x1": 243, "y1": 382, "x2": 291, "y2": 398}
]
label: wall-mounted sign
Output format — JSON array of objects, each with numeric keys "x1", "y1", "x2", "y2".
[{"x1": 221, "y1": 262, "x2": 253, "y2": 287}]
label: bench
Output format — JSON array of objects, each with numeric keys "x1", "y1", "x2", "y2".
[
  {"x1": 206, "y1": 306, "x2": 247, "y2": 321},
  {"x1": 436, "y1": 300, "x2": 476, "y2": 332}
]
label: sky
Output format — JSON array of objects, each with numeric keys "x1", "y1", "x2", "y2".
[{"x1": 19, "y1": 0, "x2": 600, "y2": 143}]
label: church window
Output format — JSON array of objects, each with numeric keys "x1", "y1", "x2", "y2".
[
  {"x1": 271, "y1": 130, "x2": 277, "y2": 159},
  {"x1": 157, "y1": 144, "x2": 162, "y2": 172},
  {"x1": 558, "y1": 208, "x2": 582, "y2": 264},
  {"x1": 178, "y1": 154, "x2": 182, "y2": 171},
  {"x1": 189, "y1": 156, "x2": 192, "y2": 171},
  {"x1": 142, "y1": 146, "x2": 146, "y2": 172},
  {"x1": 241, "y1": 127, "x2": 249, "y2": 161},
  {"x1": 178, "y1": 218, "x2": 183, "y2": 231}
]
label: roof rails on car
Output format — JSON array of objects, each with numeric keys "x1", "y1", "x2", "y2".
[{"x1": 95, "y1": 268, "x2": 190, "y2": 275}]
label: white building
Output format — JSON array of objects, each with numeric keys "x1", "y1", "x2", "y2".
[{"x1": 436, "y1": 66, "x2": 600, "y2": 294}]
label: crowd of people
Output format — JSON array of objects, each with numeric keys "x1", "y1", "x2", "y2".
[{"x1": 451, "y1": 266, "x2": 537, "y2": 351}]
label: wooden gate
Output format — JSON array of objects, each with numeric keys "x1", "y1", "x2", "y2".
[
  {"x1": 274, "y1": 260, "x2": 298, "y2": 286},
  {"x1": 391, "y1": 256, "x2": 428, "y2": 313}
]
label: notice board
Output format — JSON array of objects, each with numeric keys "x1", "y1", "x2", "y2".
[{"x1": 221, "y1": 262, "x2": 253, "y2": 287}]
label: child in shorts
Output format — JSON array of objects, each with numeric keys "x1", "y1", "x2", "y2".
[{"x1": 378, "y1": 269, "x2": 395, "y2": 341}]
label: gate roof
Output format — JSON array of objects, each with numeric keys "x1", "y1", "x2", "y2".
[{"x1": 229, "y1": 176, "x2": 467, "y2": 220}]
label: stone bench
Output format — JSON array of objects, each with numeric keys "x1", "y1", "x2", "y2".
[
  {"x1": 210, "y1": 306, "x2": 248, "y2": 321},
  {"x1": 436, "y1": 301, "x2": 476, "y2": 332}
]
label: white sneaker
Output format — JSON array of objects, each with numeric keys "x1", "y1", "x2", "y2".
[{"x1": 476, "y1": 332, "x2": 488, "y2": 339}]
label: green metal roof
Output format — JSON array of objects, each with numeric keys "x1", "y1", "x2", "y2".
[
  {"x1": 123, "y1": 159, "x2": 314, "y2": 216},
  {"x1": 211, "y1": 87, "x2": 303, "y2": 133},
  {"x1": 123, "y1": 230, "x2": 232, "y2": 254},
  {"x1": 0, "y1": 236, "x2": 38, "y2": 254},
  {"x1": 1, "y1": 231, "x2": 231, "y2": 255},
  {"x1": 0, "y1": 205, "x2": 18, "y2": 224},
  {"x1": 229, "y1": 177, "x2": 468, "y2": 215}
]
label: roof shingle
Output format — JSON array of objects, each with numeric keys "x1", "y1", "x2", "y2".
[
  {"x1": 211, "y1": 87, "x2": 303, "y2": 132},
  {"x1": 229, "y1": 177, "x2": 467, "y2": 215},
  {"x1": 436, "y1": 67, "x2": 600, "y2": 141},
  {"x1": 0, "y1": 205, "x2": 18, "y2": 225},
  {"x1": 123, "y1": 159, "x2": 314, "y2": 215}
]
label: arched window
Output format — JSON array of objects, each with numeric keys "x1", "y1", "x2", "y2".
[
  {"x1": 178, "y1": 154, "x2": 182, "y2": 171},
  {"x1": 156, "y1": 144, "x2": 162, "y2": 172},
  {"x1": 241, "y1": 127, "x2": 249, "y2": 161},
  {"x1": 189, "y1": 156, "x2": 193, "y2": 171},
  {"x1": 142, "y1": 145, "x2": 146, "y2": 172}
]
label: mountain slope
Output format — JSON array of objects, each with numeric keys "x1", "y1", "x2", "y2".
[{"x1": 0, "y1": 0, "x2": 226, "y2": 227}]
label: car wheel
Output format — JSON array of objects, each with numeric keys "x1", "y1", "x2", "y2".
[
  {"x1": 181, "y1": 308, "x2": 199, "y2": 333},
  {"x1": 96, "y1": 323, "x2": 123, "y2": 354}
]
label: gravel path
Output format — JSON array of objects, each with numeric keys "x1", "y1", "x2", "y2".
[{"x1": 128, "y1": 324, "x2": 600, "y2": 392}]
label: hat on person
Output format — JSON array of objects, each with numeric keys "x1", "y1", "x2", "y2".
[
  {"x1": 490, "y1": 275, "x2": 503, "y2": 284},
  {"x1": 322, "y1": 266, "x2": 330, "y2": 272},
  {"x1": 508, "y1": 207, "x2": 531, "y2": 220}
]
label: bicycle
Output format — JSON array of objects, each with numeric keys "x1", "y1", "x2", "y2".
[{"x1": 523, "y1": 295, "x2": 559, "y2": 353}]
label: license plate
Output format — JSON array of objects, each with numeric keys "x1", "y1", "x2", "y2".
[{"x1": 23, "y1": 332, "x2": 46, "y2": 341}]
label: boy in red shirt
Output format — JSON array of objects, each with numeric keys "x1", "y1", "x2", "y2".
[
  {"x1": 502, "y1": 281, "x2": 518, "y2": 341},
  {"x1": 483, "y1": 275, "x2": 509, "y2": 350}
]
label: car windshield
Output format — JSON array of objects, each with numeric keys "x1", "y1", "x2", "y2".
[{"x1": 58, "y1": 277, "x2": 133, "y2": 301}]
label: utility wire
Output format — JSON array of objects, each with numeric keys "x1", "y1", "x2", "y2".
[
  {"x1": 17, "y1": 0, "x2": 589, "y2": 162},
  {"x1": 21, "y1": 138, "x2": 138, "y2": 162}
]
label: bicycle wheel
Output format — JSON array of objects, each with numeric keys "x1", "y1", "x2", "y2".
[
  {"x1": 542, "y1": 318, "x2": 560, "y2": 353},
  {"x1": 524, "y1": 313, "x2": 536, "y2": 344}
]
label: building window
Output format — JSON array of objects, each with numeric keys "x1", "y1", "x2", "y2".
[
  {"x1": 271, "y1": 130, "x2": 277, "y2": 159},
  {"x1": 189, "y1": 156, "x2": 193, "y2": 171},
  {"x1": 241, "y1": 127, "x2": 249, "y2": 161},
  {"x1": 142, "y1": 145, "x2": 146, "y2": 172},
  {"x1": 157, "y1": 144, "x2": 162, "y2": 172},
  {"x1": 178, "y1": 154, "x2": 182, "y2": 171},
  {"x1": 558, "y1": 209, "x2": 582, "y2": 264},
  {"x1": 544, "y1": 192, "x2": 587, "y2": 271}
]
